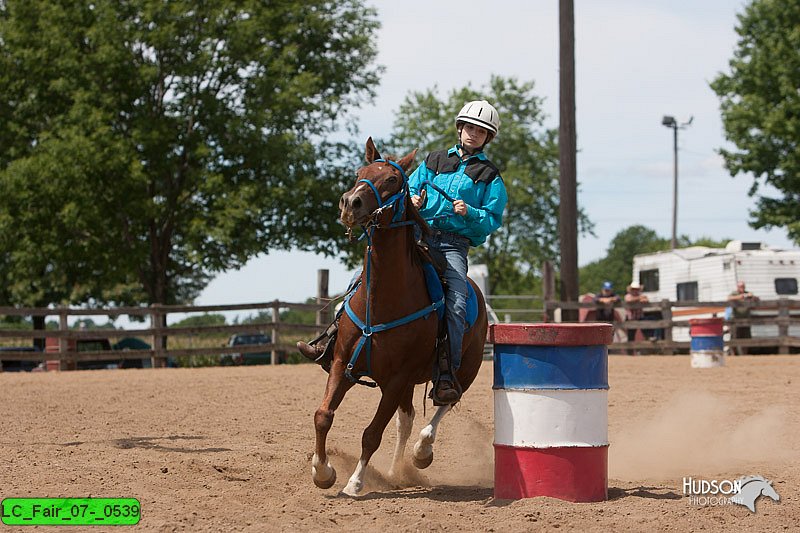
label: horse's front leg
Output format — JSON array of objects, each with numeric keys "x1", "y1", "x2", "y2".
[
  {"x1": 387, "y1": 384, "x2": 415, "y2": 479},
  {"x1": 342, "y1": 376, "x2": 408, "y2": 496},
  {"x1": 412, "y1": 404, "x2": 452, "y2": 469},
  {"x1": 312, "y1": 363, "x2": 353, "y2": 489}
]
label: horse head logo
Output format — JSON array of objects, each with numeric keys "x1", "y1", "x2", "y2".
[{"x1": 730, "y1": 475, "x2": 780, "y2": 513}]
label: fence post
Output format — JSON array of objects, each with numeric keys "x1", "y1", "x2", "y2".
[
  {"x1": 59, "y1": 307, "x2": 72, "y2": 371},
  {"x1": 317, "y1": 269, "x2": 330, "y2": 330},
  {"x1": 271, "y1": 300, "x2": 281, "y2": 365},
  {"x1": 661, "y1": 299, "x2": 674, "y2": 355},
  {"x1": 542, "y1": 261, "x2": 555, "y2": 322},
  {"x1": 150, "y1": 305, "x2": 165, "y2": 368},
  {"x1": 778, "y1": 299, "x2": 790, "y2": 355}
]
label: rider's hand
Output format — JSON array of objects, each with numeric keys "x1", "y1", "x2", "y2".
[
  {"x1": 411, "y1": 189, "x2": 426, "y2": 209},
  {"x1": 453, "y1": 199, "x2": 467, "y2": 216}
]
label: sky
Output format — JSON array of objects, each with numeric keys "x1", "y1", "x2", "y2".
[{"x1": 188, "y1": 0, "x2": 795, "y2": 323}]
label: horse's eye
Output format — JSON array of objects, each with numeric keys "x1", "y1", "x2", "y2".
[{"x1": 386, "y1": 176, "x2": 397, "y2": 184}]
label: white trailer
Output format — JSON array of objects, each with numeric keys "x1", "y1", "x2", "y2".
[
  {"x1": 632, "y1": 241, "x2": 800, "y2": 343},
  {"x1": 632, "y1": 241, "x2": 800, "y2": 302}
]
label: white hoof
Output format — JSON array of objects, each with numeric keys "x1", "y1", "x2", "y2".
[
  {"x1": 341, "y1": 479, "x2": 363, "y2": 497},
  {"x1": 312, "y1": 455, "x2": 336, "y2": 489},
  {"x1": 412, "y1": 440, "x2": 434, "y2": 469}
]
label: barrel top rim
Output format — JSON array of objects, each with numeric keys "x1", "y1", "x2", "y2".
[{"x1": 489, "y1": 323, "x2": 613, "y2": 346}]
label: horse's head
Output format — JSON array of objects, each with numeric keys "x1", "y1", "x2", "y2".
[{"x1": 339, "y1": 137, "x2": 417, "y2": 229}]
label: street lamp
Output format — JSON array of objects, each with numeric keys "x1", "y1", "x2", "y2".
[{"x1": 661, "y1": 115, "x2": 693, "y2": 249}]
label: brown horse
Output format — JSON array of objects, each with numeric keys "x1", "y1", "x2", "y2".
[{"x1": 311, "y1": 138, "x2": 488, "y2": 496}]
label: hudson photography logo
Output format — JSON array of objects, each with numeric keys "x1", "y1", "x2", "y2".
[{"x1": 683, "y1": 475, "x2": 780, "y2": 513}]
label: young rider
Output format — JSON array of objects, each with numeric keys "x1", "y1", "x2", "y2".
[
  {"x1": 297, "y1": 100, "x2": 508, "y2": 405},
  {"x1": 408, "y1": 100, "x2": 507, "y2": 404}
]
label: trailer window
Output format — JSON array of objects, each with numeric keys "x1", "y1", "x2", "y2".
[
  {"x1": 639, "y1": 269, "x2": 659, "y2": 292},
  {"x1": 676, "y1": 282, "x2": 698, "y2": 302},
  {"x1": 775, "y1": 278, "x2": 798, "y2": 295}
]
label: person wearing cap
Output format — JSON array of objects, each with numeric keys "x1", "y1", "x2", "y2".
[
  {"x1": 624, "y1": 281, "x2": 649, "y2": 352},
  {"x1": 594, "y1": 281, "x2": 620, "y2": 323},
  {"x1": 407, "y1": 99, "x2": 508, "y2": 404}
]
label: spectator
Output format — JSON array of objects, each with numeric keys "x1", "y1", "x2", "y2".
[
  {"x1": 624, "y1": 281, "x2": 649, "y2": 347},
  {"x1": 727, "y1": 281, "x2": 759, "y2": 354},
  {"x1": 594, "y1": 281, "x2": 620, "y2": 323}
]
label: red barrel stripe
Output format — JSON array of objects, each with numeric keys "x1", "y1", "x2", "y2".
[
  {"x1": 689, "y1": 318, "x2": 724, "y2": 337},
  {"x1": 489, "y1": 323, "x2": 614, "y2": 346},
  {"x1": 494, "y1": 444, "x2": 608, "y2": 502}
]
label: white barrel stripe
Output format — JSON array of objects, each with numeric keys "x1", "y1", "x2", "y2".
[
  {"x1": 494, "y1": 389, "x2": 608, "y2": 448},
  {"x1": 690, "y1": 352, "x2": 725, "y2": 368}
]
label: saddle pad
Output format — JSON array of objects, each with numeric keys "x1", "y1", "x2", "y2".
[{"x1": 422, "y1": 262, "x2": 478, "y2": 330}]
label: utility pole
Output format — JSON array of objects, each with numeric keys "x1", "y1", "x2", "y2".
[
  {"x1": 661, "y1": 115, "x2": 693, "y2": 249},
  {"x1": 559, "y1": 0, "x2": 578, "y2": 321}
]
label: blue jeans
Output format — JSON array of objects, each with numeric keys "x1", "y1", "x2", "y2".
[{"x1": 426, "y1": 230, "x2": 470, "y2": 373}]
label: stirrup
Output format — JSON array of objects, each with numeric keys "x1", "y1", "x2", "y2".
[
  {"x1": 430, "y1": 374, "x2": 462, "y2": 406},
  {"x1": 298, "y1": 320, "x2": 338, "y2": 373}
]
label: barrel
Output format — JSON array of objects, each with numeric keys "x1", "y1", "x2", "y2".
[
  {"x1": 489, "y1": 323, "x2": 613, "y2": 502},
  {"x1": 689, "y1": 317, "x2": 725, "y2": 368},
  {"x1": 689, "y1": 318, "x2": 725, "y2": 368}
]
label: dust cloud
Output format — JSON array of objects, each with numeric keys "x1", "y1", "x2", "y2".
[{"x1": 610, "y1": 390, "x2": 793, "y2": 480}]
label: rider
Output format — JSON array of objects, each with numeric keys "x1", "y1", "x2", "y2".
[
  {"x1": 297, "y1": 100, "x2": 508, "y2": 405},
  {"x1": 408, "y1": 100, "x2": 507, "y2": 404}
]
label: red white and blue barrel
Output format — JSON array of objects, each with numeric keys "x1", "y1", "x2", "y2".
[
  {"x1": 689, "y1": 318, "x2": 725, "y2": 368},
  {"x1": 489, "y1": 323, "x2": 613, "y2": 502}
]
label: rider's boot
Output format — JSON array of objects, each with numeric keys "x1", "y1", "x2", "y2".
[
  {"x1": 431, "y1": 334, "x2": 462, "y2": 406},
  {"x1": 296, "y1": 319, "x2": 338, "y2": 373}
]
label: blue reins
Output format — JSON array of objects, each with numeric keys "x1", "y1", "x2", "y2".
[{"x1": 343, "y1": 158, "x2": 444, "y2": 387}]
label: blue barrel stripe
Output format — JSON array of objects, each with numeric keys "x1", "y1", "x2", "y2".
[
  {"x1": 493, "y1": 344, "x2": 608, "y2": 390},
  {"x1": 690, "y1": 335, "x2": 724, "y2": 351}
]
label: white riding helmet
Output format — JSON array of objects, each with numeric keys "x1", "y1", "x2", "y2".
[{"x1": 455, "y1": 100, "x2": 500, "y2": 139}]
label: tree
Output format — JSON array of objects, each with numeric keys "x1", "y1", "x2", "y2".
[
  {"x1": 385, "y1": 76, "x2": 592, "y2": 295},
  {"x1": 710, "y1": 0, "x2": 800, "y2": 244},
  {"x1": 579, "y1": 225, "x2": 731, "y2": 294},
  {"x1": 0, "y1": 0, "x2": 381, "y2": 309}
]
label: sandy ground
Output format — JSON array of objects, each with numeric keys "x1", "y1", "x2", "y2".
[{"x1": 1, "y1": 355, "x2": 798, "y2": 532}]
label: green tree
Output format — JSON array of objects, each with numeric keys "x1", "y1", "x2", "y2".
[
  {"x1": 385, "y1": 76, "x2": 592, "y2": 295},
  {"x1": 0, "y1": 1, "x2": 381, "y2": 310},
  {"x1": 710, "y1": 0, "x2": 800, "y2": 244}
]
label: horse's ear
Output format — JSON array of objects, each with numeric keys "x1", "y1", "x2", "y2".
[
  {"x1": 396, "y1": 149, "x2": 418, "y2": 172},
  {"x1": 365, "y1": 137, "x2": 381, "y2": 164}
]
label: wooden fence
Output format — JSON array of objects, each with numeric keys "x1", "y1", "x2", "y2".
[
  {"x1": 0, "y1": 272, "x2": 334, "y2": 370},
  {"x1": 3, "y1": 281, "x2": 798, "y2": 371},
  {"x1": 543, "y1": 299, "x2": 800, "y2": 355}
]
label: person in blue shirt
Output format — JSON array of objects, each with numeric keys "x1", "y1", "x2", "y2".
[
  {"x1": 297, "y1": 100, "x2": 508, "y2": 405},
  {"x1": 408, "y1": 100, "x2": 508, "y2": 404}
]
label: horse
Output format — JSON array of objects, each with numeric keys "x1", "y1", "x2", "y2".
[{"x1": 311, "y1": 137, "x2": 489, "y2": 497}]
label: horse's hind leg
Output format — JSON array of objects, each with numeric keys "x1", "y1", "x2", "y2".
[
  {"x1": 342, "y1": 377, "x2": 407, "y2": 496},
  {"x1": 412, "y1": 404, "x2": 452, "y2": 469},
  {"x1": 388, "y1": 384, "x2": 415, "y2": 479},
  {"x1": 312, "y1": 365, "x2": 353, "y2": 489}
]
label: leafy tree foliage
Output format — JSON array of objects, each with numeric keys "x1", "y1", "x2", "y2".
[
  {"x1": 385, "y1": 76, "x2": 592, "y2": 295},
  {"x1": 579, "y1": 225, "x2": 731, "y2": 294},
  {"x1": 0, "y1": 0, "x2": 380, "y2": 307},
  {"x1": 710, "y1": 0, "x2": 800, "y2": 244}
]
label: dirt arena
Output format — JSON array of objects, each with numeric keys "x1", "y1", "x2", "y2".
[{"x1": 1, "y1": 355, "x2": 798, "y2": 532}]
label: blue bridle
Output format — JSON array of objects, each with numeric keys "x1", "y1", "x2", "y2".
[
  {"x1": 356, "y1": 159, "x2": 411, "y2": 227},
  {"x1": 343, "y1": 158, "x2": 444, "y2": 387}
]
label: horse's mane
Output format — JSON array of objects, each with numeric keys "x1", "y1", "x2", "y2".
[{"x1": 382, "y1": 153, "x2": 432, "y2": 264}]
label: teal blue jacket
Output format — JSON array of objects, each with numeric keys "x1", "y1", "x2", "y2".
[{"x1": 408, "y1": 145, "x2": 508, "y2": 246}]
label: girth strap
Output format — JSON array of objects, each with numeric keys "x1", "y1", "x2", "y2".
[{"x1": 342, "y1": 279, "x2": 444, "y2": 386}]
